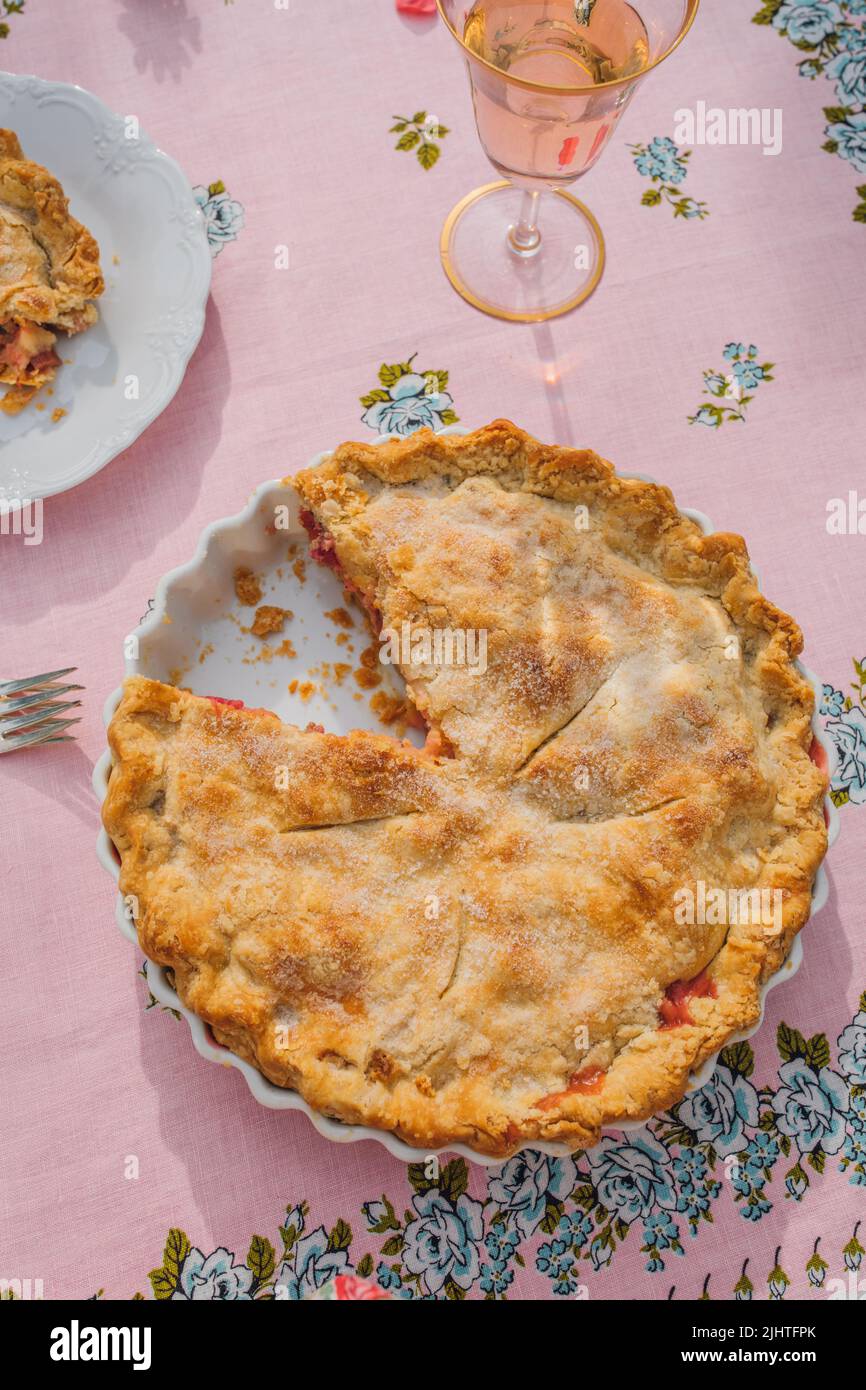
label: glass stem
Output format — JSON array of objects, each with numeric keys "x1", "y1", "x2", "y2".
[{"x1": 508, "y1": 189, "x2": 542, "y2": 256}]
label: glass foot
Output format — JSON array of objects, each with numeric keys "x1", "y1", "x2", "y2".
[{"x1": 440, "y1": 180, "x2": 605, "y2": 323}]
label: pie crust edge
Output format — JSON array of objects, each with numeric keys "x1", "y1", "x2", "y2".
[{"x1": 103, "y1": 421, "x2": 828, "y2": 1156}]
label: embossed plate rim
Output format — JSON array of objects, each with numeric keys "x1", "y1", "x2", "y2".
[{"x1": 0, "y1": 71, "x2": 212, "y2": 500}]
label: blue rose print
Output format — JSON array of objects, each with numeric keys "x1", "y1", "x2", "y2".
[
  {"x1": 744, "y1": 1131, "x2": 781, "y2": 1172},
  {"x1": 487, "y1": 1152, "x2": 578, "y2": 1239},
  {"x1": 479, "y1": 1261, "x2": 514, "y2": 1295},
  {"x1": 360, "y1": 356, "x2": 459, "y2": 436},
  {"x1": 274, "y1": 1226, "x2": 350, "y2": 1300},
  {"x1": 673, "y1": 1148, "x2": 720, "y2": 1233},
  {"x1": 588, "y1": 1134, "x2": 677, "y2": 1224},
  {"x1": 634, "y1": 135, "x2": 686, "y2": 182},
  {"x1": 690, "y1": 343, "x2": 773, "y2": 427},
  {"x1": 838, "y1": 1010, "x2": 866, "y2": 1085},
  {"x1": 402, "y1": 1188, "x2": 485, "y2": 1295},
  {"x1": 479, "y1": 1228, "x2": 519, "y2": 1296},
  {"x1": 362, "y1": 373, "x2": 455, "y2": 436},
  {"x1": 827, "y1": 111, "x2": 866, "y2": 172},
  {"x1": 786, "y1": 1166, "x2": 809, "y2": 1198},
  {"x1": 375, "y1": 1261, "x2": 402, "y2": 1292},
  {"x1": 678, "y1": 1065, "x2": 761, "y2": 1155},
  {"x1": 642, "y1": 1210, "x2": 683, "y2": 1272},
  {"x1": 772, "y1": 1, "x2": 844, "y2": 45},
  {"x1": 535, "y1": 1238, "x2": 580, "y2": 1294},
  {"x1": 840, "y1": 1124, "x2": 866, "y2": 1183},
  {"x1": 756, "y1": 0, "x2": 866, "y2": 221},
  {"x1": 588, "y1": 1235, "x2": 613, "y2": 1271},
  {"x1": 771, "y1": 1059, "x2": 851, "y2": 1153},
  {"x1": 827, "y1": 706, "x2": 866, "y2": 803},
  {"x1": 559, "y1": 1211, "x2": 594, "y2": 1247},
  {"x1": 827, "y1": 35, "x2": 866, "y2": 104},
  {"x1": 821, "y1": 684, "x2": 845, "y2": 716},
  {"x1": 172, "y1": 1246, "x2": 254, "y2": 1300},
  {"x1": 732, "y1": 358, "x2": 766, "y2": 389},
  {"x1": 192, "y1": 181, "x2": 245, "y2": 257},
  {"x1": 485, "y1": 1226, "x2": 518, "y2": 1264},
  {"x1": 630, "y1": 136, "x2": 709, "y2": 218}
]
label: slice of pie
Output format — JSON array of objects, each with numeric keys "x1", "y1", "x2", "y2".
[
  {"x1": 103, "y1": 422, "x2": 828, "y2": 1156},
  {"x1": 0, "y1": 129, "x2": 104, "y2": 414}
]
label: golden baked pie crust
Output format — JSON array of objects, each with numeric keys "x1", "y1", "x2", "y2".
[
  {"x1": 103, "y1": 422, "x2": 827, "y2": 1156},
  {"x1": 0, "y1": 129, "x2": 103, "y2": 408}
]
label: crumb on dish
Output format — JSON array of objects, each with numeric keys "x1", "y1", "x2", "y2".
[
  {"x1": 233, "y1": 567, "x2": 263, "y2": 606},
  {"x1": 250, "y1": 605, "x2": 292, "y2": 639}
]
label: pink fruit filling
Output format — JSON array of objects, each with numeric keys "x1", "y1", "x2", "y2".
[{"x1": 0, "y1": 319, "x2": 61, "y2": 378}]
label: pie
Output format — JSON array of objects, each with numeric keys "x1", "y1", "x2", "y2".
[
  {"x1": 103, "y1": 421, "x2": 828, "y2": 1156},
  {"x1": 0, "y1": 129, "x2": 103, "y2": 414}
]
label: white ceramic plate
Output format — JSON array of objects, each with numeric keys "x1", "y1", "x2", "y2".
[
  {"x1": 93, "y1": 430, "x2": 840, "y2": 1165},
  {"x1": 0, "y1": 72, "x2": 211, "y2": 501}
]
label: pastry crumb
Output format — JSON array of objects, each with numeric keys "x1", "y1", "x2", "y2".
[
  {"x1": 234, "y1": 567, "x2": 263, "y2": 605},
  {"x1": 251, "y1": 605, "x2": 292, "y2": 638},
  {"x1": 1, "y1": 384, "x2": 37, "y2": 415},
  {"x1": 370, "y1": 691, "x2": 408, "y2": 725},
  {"x1": 292, "y1": 557, "x2": 307, "y2": 584},
  {"x1": 51, "y1": 407, "x2": 66, "y2": 423},
  {"x1": 333, "y1": 663, "x2": 352, "y2": 686},
  {"x1": 359, "y1": 643, "x2": 379, "y2": 670},
  {"x1": 324, "y1": 606, "x2": 354, "y2": 629}
]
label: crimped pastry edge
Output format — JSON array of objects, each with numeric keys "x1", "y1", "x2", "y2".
[{"x1": 103, "y1": 422, "x2": 830, "y2": 1158}]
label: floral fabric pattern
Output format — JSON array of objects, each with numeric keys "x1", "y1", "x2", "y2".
[
  {"x1": 823, "y1": 658, "x2": 866, "y2": 806},
  {"x1": 192, "y1": 180, "x2": 245, "y2": 256},
  {"x1": 688, "y1": 343, "x2": 775, "y2": 428},
  {"x1": 360, "y1": 353, "x2": 458, "y2": 434},
  {"x1": 390, "y1": 111, "x2": 449, "y2": 170},
  {"x1": 629, "y1": 137, "x2": 710, "y2": 219},
  {"x1": 119, "y1": 990, "x2": 866, "y2": 1299},
  {"x1": 753, "y1": 0, "x2": 866, "y2": 222},
  {"x1": 0, "y1": 0, "x2": 24, "y2": 40}
]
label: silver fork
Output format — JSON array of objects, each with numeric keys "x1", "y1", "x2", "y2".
[{"x1": 0, "y1": 667, "x2": 83, "y2": 753}]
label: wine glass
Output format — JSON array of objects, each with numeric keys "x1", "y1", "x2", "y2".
[{"x1": 436, "y1": 0, "x2": 700, "y2": 322}]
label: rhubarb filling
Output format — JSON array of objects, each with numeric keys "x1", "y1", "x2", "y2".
[
  {"x1": 658, "y1": 969, "x2": 717, "y2": 1029},
  {"x1": 0, "y1": 319, "x2": 61, "y2": 380},
  {"x1": 534, "y1": 1064, "x2": 607, "y2": 1111}
]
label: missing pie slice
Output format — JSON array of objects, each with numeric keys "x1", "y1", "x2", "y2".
[
  {"x1": 103, "y1": 422, "x2": 828, "y2": 1156},
  {"x1": 0, "y1": 129, "x2": 103, "y2": 414}
]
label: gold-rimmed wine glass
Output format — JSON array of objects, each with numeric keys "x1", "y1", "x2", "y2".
[{"x1": 436, "y1": 0, "x2": 700, "y2": 322}]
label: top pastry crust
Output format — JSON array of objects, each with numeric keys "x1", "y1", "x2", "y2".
[
  {"x1": 0, "y1": 128, "x2": 103, "y2": 328},
  {"x1": 0, "y1": 128, "x2": 103, "y2": 410},
  {"x1": 103, "y1": 422, "x2": 828, "y2": 1156}
]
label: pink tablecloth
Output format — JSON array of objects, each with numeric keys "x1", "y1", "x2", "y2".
[{"x1": 1, "y1": 0, "x2": 865, "y2": 1302}]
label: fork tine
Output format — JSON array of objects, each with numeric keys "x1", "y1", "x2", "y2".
[
  {"x1": 1, "y1": 717, "x2": 82, "y2": 750},
  {"x1": 0, "y1": 700, "x2": 81, "y2": 736},
  {"x1": 0, "y1": 684, "x2": 84, "y2": 713},
  {"x1": 0, "y1": 667, "x2": 77, "y2": 696}
]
